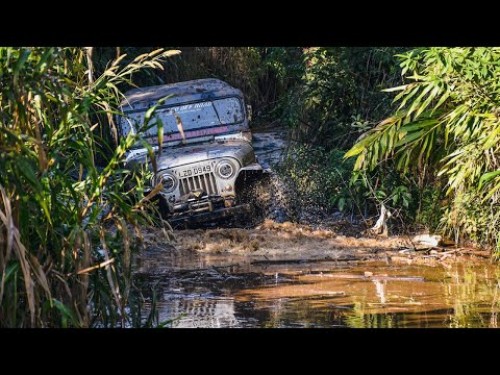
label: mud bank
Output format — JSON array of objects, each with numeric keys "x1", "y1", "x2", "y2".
[{"x1": 139, "y1": 219, "x2": 490, "y2": 267}]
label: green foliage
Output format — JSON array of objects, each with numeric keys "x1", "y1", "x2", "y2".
[
  {"x1": 279, "y1": 47, "x2": 406, "y2": 149},
  {"x1": 415, "y1": 186, "x2": 444, "y2": 232},
  {"x1": 269, "y1": 48, "x2": 412, "y2": 224},
  {"x1": 0, "y1": 47, "x2": 176, "y2": 327},
  {"x1": 346, "y1": 47, "x2": 500, "y2": 250}
]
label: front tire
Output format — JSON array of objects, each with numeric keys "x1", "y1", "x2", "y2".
[{"x1": 235, "y1": 171, "x2": 271, "y2": 227}]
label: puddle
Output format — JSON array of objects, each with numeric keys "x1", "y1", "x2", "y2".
[{"x1": 135, "y1": 254, "x2": 500, "y2": 328}]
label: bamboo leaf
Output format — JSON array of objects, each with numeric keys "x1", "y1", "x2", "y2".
[
  {"x1": 478, "y1": 170, "x2": 500, "y2": 190},
  {"x1": 383, "y1": 84, "x2": 409, "y2": 92},
  {"x1": 395, "y1": 130, "x2": 424, "y2": 147},
  {"x1": 52, "y1": 299, "x2": 79, "y2": 328}
]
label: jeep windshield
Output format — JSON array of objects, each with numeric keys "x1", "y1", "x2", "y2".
[{"x1": 119, "y1": 96, "x2": 245, "y2": 147}]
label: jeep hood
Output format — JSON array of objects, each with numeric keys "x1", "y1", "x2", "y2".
[{"x1": 125, "y1": 140, "x2": 257, "y2": 170}]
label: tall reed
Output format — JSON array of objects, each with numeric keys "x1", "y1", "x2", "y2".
[{"x1": 0, "y1": 47, "x2": 178, "y2": 327}]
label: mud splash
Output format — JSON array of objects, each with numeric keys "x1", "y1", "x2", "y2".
[{"x1": 170, "y1": 220, "x2": 428, "y2": 261}]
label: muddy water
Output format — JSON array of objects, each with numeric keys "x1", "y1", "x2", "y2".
[{"x1": 136, "y1": 253, "x2": 500, "y2": 328}]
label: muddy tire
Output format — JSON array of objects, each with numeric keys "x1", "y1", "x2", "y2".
[
  {"x1": 158, "y1": 196, "x2": 171, "y2": 219},
  {"x1": 234, "y1": 172, "x2": 271, "y2": 227}
]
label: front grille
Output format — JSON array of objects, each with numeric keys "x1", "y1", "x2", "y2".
[{"x1": 179, "y1": 172, "x2": 218, "y2": 196}]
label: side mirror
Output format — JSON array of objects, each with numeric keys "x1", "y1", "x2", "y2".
[{"x1": 246, "y1": 104, "x2": 253, "y2": 122}]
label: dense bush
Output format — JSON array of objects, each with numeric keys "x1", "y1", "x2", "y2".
[
  {"x1": 277, "y1": 47, "x2": 406, "y2": 148},
  {"x1": 346, "y1": 47, "x2": 500, "y2": 251}
]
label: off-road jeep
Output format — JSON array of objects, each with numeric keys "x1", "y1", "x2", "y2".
[{"x1": 118, "y1": 78, "x2": 264, "y2": 225}]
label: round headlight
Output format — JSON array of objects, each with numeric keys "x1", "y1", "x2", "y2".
[
  {"x1": 216, "y1": 159, "x2": 236, "y2": 179},
  {"x1": 159, "y1": 173, "x2": 177, "y2": 193}
]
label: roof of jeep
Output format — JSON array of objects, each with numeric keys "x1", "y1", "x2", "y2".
[{"x1": 121, "y1": 78, "x2": 243, "y2": 110}]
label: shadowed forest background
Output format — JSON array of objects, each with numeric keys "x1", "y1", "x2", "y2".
[{"x1": 1, "y1": 46, "x2": 499, "y2": 327}]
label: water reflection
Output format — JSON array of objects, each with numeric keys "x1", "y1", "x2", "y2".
[
  {"x1": 160, "y1": 296, "x2": 240, "y2": 328},
  {"x1": 137, "y1": 258, "x2": 500, "y2": 328}
]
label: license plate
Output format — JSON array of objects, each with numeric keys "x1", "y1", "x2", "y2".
[{"x1": 180, "y1": 164, "x2": 212, "y2": 177}]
